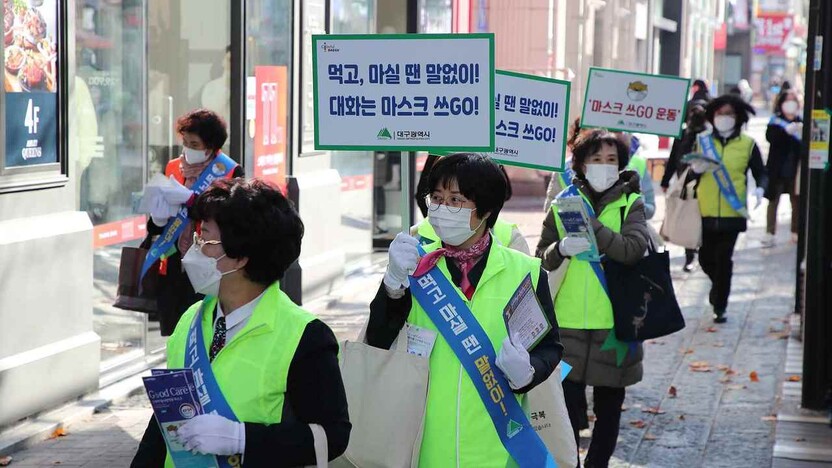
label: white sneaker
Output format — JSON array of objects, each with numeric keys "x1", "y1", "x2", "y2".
[{"x1": 761, "y1": 233, "x2": 776, "y2": 248}]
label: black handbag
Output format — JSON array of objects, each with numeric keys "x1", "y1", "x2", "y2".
[
  {"x1": 604, "y1": 234, "x2": 685, "y2": 343},
  {"x1": 113, "y1": 233, "x2": 159, "y2": 314}
]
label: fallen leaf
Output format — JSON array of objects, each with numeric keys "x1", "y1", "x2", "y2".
[
  {"x1": 629, "y1": 420, "x2": 647, "y2": 429},
  {"x1": 706, "y1": 327, "x2": 718, "y2": 333},
  {"x1": 621, "y1": 405, "x2": 629, "y2": 412},
  {"x1": 787, "y1": 376, "x2": 801, "y2": 382},
  {"x1": 726, "y1": 384, "x2": 747, "y2": 391},
  {"x1": 795, "y1": 437, "x2": 806, "y2": 442},
  {"x1": 712, "y1": 342, "x2": 725, "y2": 348},
  {"x1": 683, "y1": 348, "x2": 695, "y2": 355},
  {"x1": 0, "y1": 456, "x2": 12, "y2": 467},
  {"x1": 679, "y1": 414, "x2": 686, "y2": 421},
  {"x1": 750, "y1": 371, "x2": 760, "y2": 382},
  {"x1": 719, "y1": 376, "x2": 733, "y2": 383},
  {"x1": 49, "y1": 427, "x2": 67, "y2": 439},
  {"x1": 644, "y1": 434, "x2": 658, "y2": 441},
  {"x1": 689, "y1": 361, "x2": 713, "y2": 372},
  {"x1": 668, "y1": 386, "x2": 678, "y2": 398},
  {"x1": 725, "y1": 368, "x2": 737, "y2": 376},
  {"x1": 648, "y1": 340, "x2": 666, "y2": 346},
  {"x1": 717, "y1": 364, "x2": 731, "y2": 371},
  {"x1": 761, "y1": 415, "x2": 777, "y2": 422},
  {"x1": 643, "y1": 407, "x2": 666, "y2": 415},
  {"x1": 588, "y1": 415, "x2": 597, "y2": 422}
]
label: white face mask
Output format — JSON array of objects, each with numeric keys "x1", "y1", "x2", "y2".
[
  {"x1": 713, "y1": 115, "x2": 736, "y2": 135},
  {"x1": 782, "y1": 101, "x2": 799, "y2": 115},
  {"x1": 584, "y1": 164, "x2": 619, "y2": 193},
  {"x1": 428, "y1": 204, "x2": 485, "y2": 246},
  {"x1": 181, "y1": 245, "x2": 238, "y2": 297},
  {"x1": 183, "y1": 146, "x2": 210, "y2": 164}
]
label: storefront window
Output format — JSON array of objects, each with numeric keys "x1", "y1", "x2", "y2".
[{"x1": 419, "y1": 0, "x2": 452, "y2": 33}]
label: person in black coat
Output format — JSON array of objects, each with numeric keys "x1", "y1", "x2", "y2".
[{"x1": 762, "y1": 90, "x2": 803, "y2": 247}]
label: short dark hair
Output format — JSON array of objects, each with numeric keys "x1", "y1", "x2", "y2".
[
  {"x1": 176, "y1": 109, "x2": 229, "y2": 152},
  {"x1": 191, "y1": 178, "x2": 304, "y2": 286},
  {"x1": 570, "y1": 129, "x2": 630, "y2": 175},
  {"x1": 427, "y1": 153, "x2": 506, "y2": 229},
  {"x1": 705, "y1": 94, "x2": 756, "y2": 129}
]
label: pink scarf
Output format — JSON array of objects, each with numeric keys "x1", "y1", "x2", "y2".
[{"x1": 414, "y1": 234, "x2": 491, "y2": 300}]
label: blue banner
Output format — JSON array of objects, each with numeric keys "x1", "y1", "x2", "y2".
[
  {"x1": 769, "y1": 116, "x2": 801, "y2": 141},
  {"x1": 141, "y1": 153, "x2": 238, "y2": 279},
  {"x1": 697, "y1": 133, "x2": 748, "y2": 218},
  {"x1": 184, "y1": 304, "x2": 241, "y2": 468},
  {"x1": 410, "y1": 258, "x2": 556, "y2": 468}
]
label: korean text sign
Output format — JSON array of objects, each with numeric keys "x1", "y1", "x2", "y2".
[
  {"x1": 581, "y1": 68, "x2": 690, "y2": 138},
  {"x1": 312, "y1": 34, "x2": 495, "y2": 151},
  {"x1": 489, "y1": 70, "x2": 570, "y2": 171},
  {"x1": 254, "y1": 66, "x2": 288, "y2": 191}
]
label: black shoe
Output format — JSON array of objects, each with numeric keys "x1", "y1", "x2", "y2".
[{"x1": 713, "y1": 309, "x2": 727, "y2": 324}]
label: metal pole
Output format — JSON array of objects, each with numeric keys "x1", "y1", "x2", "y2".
[{"x1": 401, "y1": 152, "x2": 412, "y2": 234}]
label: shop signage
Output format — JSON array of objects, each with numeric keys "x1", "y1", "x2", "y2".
[
  {"x1": 753, "y1": 14, "x2": 793, "y2": 55},
  {"x1": 254, "y1": 65, "x2": 288, "y2": 190},
  {"x1": 4, "y1": 0, "x2": 59, "y2": 168},
  {"x1": 581, "y1": 67, "x2": 690, "y2": 138},
  {"x1": 312, "y1": 33, "x2": 495, "y2": 152},
  {"x1": 809, "y1": 110, "x2": 830, "y2": 170},
  {"x1": 487, "y1": 70, "x2": 570, "y2": 171}
]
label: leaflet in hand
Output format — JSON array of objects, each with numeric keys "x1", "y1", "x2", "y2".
[
  {"x1": 136, "y1": 174, "x2": 175, "y2": 214},
  {"x1": 503, "y1": 273, "x2": 552, "y2": 351},
  {"x1": 143, "y1": 369, "x2": 218, "y2": 468},
  {"x1": 555, "y1": 196, "x2": 601, "y2": 262},
  {"x1": 682, "y1": 151, "x2": 720, "y2": 165}
]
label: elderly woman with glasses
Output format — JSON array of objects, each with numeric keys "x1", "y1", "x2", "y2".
[
  {"x1": 366, "y1": 153, "x2": 563, "y2": 467},
  {"x1": 133, "y1": 178, "x2": 350, "y2": 467}
]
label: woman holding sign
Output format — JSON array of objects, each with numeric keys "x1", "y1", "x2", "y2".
[
  {"x1": 142, "y1": 109, "x2": 243, "y2": 336},
  {"x1": 536, "y1": 129, "x2": 650, "y2": 468},
  {"x1": 763, "y1": 90, "x2": 802, "y2": 247},
  {"x1": 689, "y1": 94, "x2": 768, "y2": 323},
  {"x1": 133, "y1": 179, "x2": 350, "y2": 467},
  {"x1": 367, "y1": 153, "x2": 563, "y2": 467}
]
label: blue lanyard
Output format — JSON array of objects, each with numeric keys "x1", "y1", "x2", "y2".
[{"x1": 769, "y1": 116, "x2": 801, "y2": 141}]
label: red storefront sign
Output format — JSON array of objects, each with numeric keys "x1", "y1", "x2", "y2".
[
  {"x1": 254, "y1": 66, "x2": 288, "y2": 191},
  {"x1": 92, "y1": 216, "x2": 147, "y2": 248},
  {"x1": 714, "y1": 23, "x2": 727, "y2": 51},
  {"x1": 754, "y1": 14, "x2": 793, "y2": 54}
]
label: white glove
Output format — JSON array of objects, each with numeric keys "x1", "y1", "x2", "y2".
[
  {"x1": 383, "y1": 233, "x2": 421, "y2": 290},
  {"x1": 786, "y1": 122, "x2": 803, "y2": 136},
  {"x1": 689, "y1": 159, "x2": 718, "y2": 174},
  {"x1": 558, "y1": 236, "x2": 591, "y2": 257},
  {"x1": 495, "y1": 334, "x2": 534, "y2": 389},
  {"x1": 160, "y1": 176, "x2": 195, "y2": 205},
  {"x1": 176, "y1": 414, "x2": 245, "y2": 456},
  {"x1": 754, "y1": 187, "x2": 765, "y2": 209}
]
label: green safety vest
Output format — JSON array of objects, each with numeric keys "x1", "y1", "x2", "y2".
[
  {"x1": 696, "y1": 134, "x2": 754, "y2": 218},
  {"x1": 553, "y1": 190, "x2": 640, "y2": 330},
  {"x1": 164, "y1": 283, "x2": 316, "y2": 468},
  {"x1": 407, "y1": 238, "x2": 542, "y2": 467},
  {"x1": 416, "y1": 218, "x2": 517, "y2": 247},
  {"x1": 627, "y1": 153, "x2": 648, "y2": 180}
]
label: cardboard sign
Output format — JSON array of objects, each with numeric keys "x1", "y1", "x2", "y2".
[
  {"x1": 312, "y1": 34, "x2": 495, "y2": 152},
  {"x1": 488, "y1": 70, "x2": 570, "y2": 171},
  {"x1": 581, "y1": 67, "x2": 690, "y2": 138}
]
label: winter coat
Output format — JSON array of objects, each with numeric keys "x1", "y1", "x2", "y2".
[
  {"x1": 535, "y1": 171, "x2": 650, "y2": 387},
  {"x1": 765, "y1": 114, "x2": 802, "y2": 194}
]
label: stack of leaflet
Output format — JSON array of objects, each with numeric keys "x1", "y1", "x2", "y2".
[
  {"x1": 143, "y1": 369, "x2": 218, "y2": 467},
  {"x1": 555, "y1": 196, "x2": 601, "y2": 262}
]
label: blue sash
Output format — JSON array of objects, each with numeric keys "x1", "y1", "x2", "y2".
[
  {"x1": 697, "y1": 133, "x2": 749, "y2": 218},
  {"x1": 769, "y1": 116, "x2": 801, "y2": 141},
  {"x1": 410, "y1": 253, "x2": 556, "y2": 468},
  {"x1": 184, "y1": 304, "x2": 241, "y2": 468},
  {"x1": 141, "y1": 153, "x2": 238, "y2": 279},
  {"x1": 629, "y1": 135, "x2": 641, "y2": 156},
  {"x1": 556, "y1": 185, "x2": 609, "y2": 294}
]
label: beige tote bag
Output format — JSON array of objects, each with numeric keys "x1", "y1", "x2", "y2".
[
  {"x1": 332, "y1": 326, "x2": 429, "y2": 468},
  {"x1": 527, "y1": 363, "x2": 578, "y2": 468},
  {"x1": 661, "y1": 168, "x2": 702, "y2": 250}
]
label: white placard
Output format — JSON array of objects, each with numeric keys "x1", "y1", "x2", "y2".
[
  {"x1": 581, "y1": 67, "x2": 690, "y2": 137},
  {"x1": 312, "y1": 34, "x2": 495, "y2": 151},
  {"x1": 488, "y1": 71, "x2": 570, "y2": 171}
]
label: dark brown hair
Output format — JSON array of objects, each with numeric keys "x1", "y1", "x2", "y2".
[{"x1": 175, "y1": 108, "x2": 229, "y2": 152}]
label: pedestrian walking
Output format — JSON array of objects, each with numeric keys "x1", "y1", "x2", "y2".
[
  {"x1": 689, "y1": 94, "x2": 768, "y2": 323},
  {"x1": 367, "y1": 153, "x2": 563, "y2": 467},
  {"x1": 142, "y1": 109, "x2": 244, "y2": 336},
  {"x1": 132, "y1": 179, "x2": 351, "y2": 467},
  {"x1": 536, "y1": 129, "x2": 650, "y2": 468},
  {"x1": 763, "y1": 89, "x2": 803, "y2": 247}
]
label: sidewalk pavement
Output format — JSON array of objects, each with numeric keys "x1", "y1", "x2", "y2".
[{"x1": 2, "y1": 191, "x2": 811, "y2": 467}]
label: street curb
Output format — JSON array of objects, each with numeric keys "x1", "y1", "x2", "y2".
[{"x1": 0, "y1": 363, "x2": 159, "y2": 457}]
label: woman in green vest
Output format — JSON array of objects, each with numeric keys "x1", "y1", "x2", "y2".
[
  {"x1": 689, "y1": 94, "x2": 768, "y2": 324},
  {"x1": 536, "y1": 129, "x2": 651, "y2": 468},
  {"x1": 367, "y1": 153, "x2": 563, "y2": 467},
  {"x1": 132, "y1": 179, "x2": 350, "y2": 467}
]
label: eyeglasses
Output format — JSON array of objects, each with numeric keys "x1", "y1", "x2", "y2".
[
  {"x1": 193, "y1": 232, "x2": 222, "y2": 253},
  {"x1": 427, "y1": 194, "x2": 473, "y2": 214}
]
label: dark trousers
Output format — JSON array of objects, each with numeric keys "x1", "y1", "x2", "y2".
[
  {"x1": 685, "y1": 249, "x2": 697, "y2": 265},
  {"x1": 698, "y1": 229, "x2": 740, "y2": 311},
  {"x1": 563, "y1": 380, "x2": 626, "y2": 468},
  {"x1": 766, "y1": 177, "x2": 799, "y2": 234}
]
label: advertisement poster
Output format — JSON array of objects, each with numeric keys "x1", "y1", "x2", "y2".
[
  {"x1": 254, "y1": 65, "x2": 288, "y2": 190},
  {"x1": 809, "y1": 110, "x2": 829, "y2": 170},
  {"x1": 581, "y1": 67, "x2": 690, "y2": 138},
  {"x1": 4, "y1": 0, "x2": 58, "y2": 168},
  {"x1": 312, "y1": 33, "x2": 495, "y2": 152},
  {"x1": 753, "y1": 14, "x2": 793, "y2": 55},
  {"x1": 488, "y1": 70, "x2": 570, "y2": 172}
]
